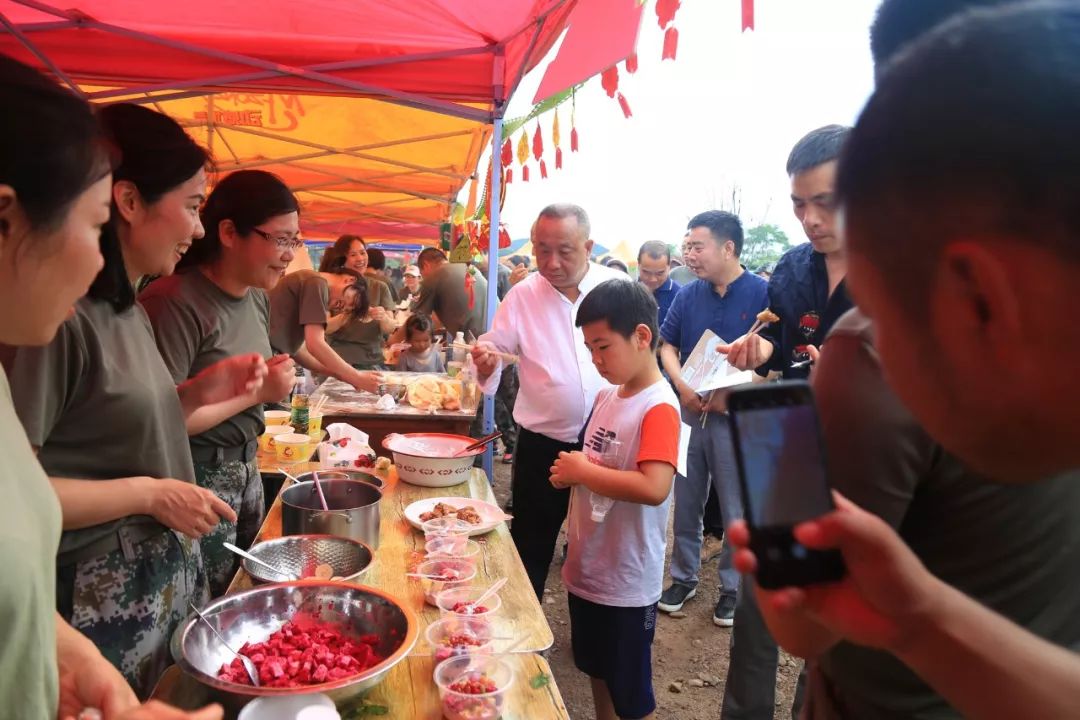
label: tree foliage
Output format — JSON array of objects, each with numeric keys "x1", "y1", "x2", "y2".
[{"x1": 741, "y1": 224, "x2": 792, "y2": 270}]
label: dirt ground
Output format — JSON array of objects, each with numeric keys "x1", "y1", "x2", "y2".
[{"x1": 489, "y1": 461, "x2": 801, "y2": 720}]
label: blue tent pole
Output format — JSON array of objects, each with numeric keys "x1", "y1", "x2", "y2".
[{"x1": 481, "y1": 116, "x2": 503, "y2": 480}]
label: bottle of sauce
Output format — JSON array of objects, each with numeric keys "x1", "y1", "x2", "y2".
[{"x1": 289, "y1": 367, "x2": 310, "y2": 435}]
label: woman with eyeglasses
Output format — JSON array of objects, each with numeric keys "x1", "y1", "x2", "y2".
[
  {"x1": 268, "y1": 262, "x2": 383, "y2": 393},
  {"x1": 5, "y1": 98, "x2": 266, "y2": 700},
  {"x1": 141, "y1": 170, "x2": 301, "y2": 596}
]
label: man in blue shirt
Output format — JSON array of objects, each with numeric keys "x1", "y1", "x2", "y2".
[
  {"x1": 658, "y1": 211, "x2": 768, "y2": 626},
  {"x1": 637, "y1": 240, "x2": 680, "y2": 328}
]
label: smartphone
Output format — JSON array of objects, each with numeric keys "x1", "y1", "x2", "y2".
[{"x1": 727, "y1": 380, "x2": 845, "y2": 589}]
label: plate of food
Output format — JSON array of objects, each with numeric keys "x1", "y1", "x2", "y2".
[{"x1": 403, "y1": 497, "x2": 507, "y2": 536}]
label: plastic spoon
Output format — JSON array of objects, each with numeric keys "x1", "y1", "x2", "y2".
[
  {"x1": 465, "y1": 577, "x2": 508, "y2": 612},
  {"x1": 188, "y1": 601, "x2": 260, "y2": 687},
  {"x1": 222, "y1": 541, "x2": 299, "y2": 581}
]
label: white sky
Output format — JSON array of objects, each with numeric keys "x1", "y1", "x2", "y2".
[{"x1": 469, "y1": 0, "x2": 882, "y2": 252}]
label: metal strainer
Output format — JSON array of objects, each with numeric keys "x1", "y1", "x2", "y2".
[{"x1": 242, "y1": 535, "x2": 374, "y2": 584}]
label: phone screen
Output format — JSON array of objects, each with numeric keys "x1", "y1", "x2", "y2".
[{"x1": 733, "y1": 404, "x2": 833, "y2": 527}]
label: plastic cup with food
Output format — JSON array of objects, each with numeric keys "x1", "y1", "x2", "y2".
[
  {"x1": 424, "y1": 615, "x2": 494, "y2": 663},
  {"x1": 258, "y1": 425, "x2": 295, "y2": 453},
  {"x1": 265, "y1": 409, "x2": 291, "y2": 426},
  {"x1": 425, "y1": 537, "x2": 481, "y2": 569},
  {"x1": 434, "y1": 585, "x2": 503, "y2": 620},
  {"x1": 434, "y1": 655, "x2": 514, "y2": 720},
  {"x1": 275, "y1": 433, "x2": 310, "y2": 464},
  {"x1": 414, "y1": 558, "x2": 476, "y2": 606},
  {"x1": 308, "y1": 413, "x2": 323, "y2": 436},
  {"x1": 422, "y1": 517, "x2": 474, "y2": 539}
]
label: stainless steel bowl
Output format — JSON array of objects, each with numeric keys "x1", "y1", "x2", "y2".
[
  {"x1": 173, "y1": 583, "x2": 418, "y2": 704},
  {"x1": 243, "y1": 535, "x2": 374, "y2": 584}
]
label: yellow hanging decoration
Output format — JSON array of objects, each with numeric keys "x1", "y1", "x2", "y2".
[
  {"x1": 552, "y1": 110, "x2": 561, "y2": 148},
  {"x1": 516, "y1": 130, "x2": 530, "y2": 165}
]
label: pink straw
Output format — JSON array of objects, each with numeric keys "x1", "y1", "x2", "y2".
[{"x1": 312, "y1": 470, "x2": 329, "y2": 511}]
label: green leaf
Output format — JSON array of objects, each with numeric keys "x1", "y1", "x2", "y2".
[
  {"x1": 342, "y1": 703, "x2": 389, "y2": 718},
  {"x1": 529, "y1": 671, "x2": 551, "y2": 689},
  {"x1": 362, "y1": 705, "x2": 389, "y2": 716}
]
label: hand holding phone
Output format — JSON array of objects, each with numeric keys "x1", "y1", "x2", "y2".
[{"x1": 727, "y1": 380, "x2": 845, "y2": 589}]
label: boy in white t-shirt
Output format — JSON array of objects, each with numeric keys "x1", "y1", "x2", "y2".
[{"x1": 550, "y1": 279, "x2": 681, "y2": 720}]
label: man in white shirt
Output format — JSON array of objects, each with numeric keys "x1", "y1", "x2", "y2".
[{"x1": 473, "y1": 204, "x2": 627, "y2": 598}]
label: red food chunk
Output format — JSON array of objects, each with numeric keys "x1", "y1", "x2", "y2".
[
  {"x1": 216, "y1": 620, "x2": 385, "y2": 687},
  {"x1": 451, "y1": 602, "x2": 488, "y2": 615}
]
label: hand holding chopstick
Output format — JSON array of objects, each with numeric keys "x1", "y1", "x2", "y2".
[{"x1": 454, "y1": 342, "x2": 519, "y2": 365}]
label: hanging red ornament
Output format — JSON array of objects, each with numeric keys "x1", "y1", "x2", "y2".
[
  {"x1": 555, "y1": 147, "x2": 563, "y2": 169},
  {"x1": 656, "y1": 0, "x2": 680, "y2": 28},
  {"x1": 499, "y1": 225, "x2": 511, "y2": 250},
  {"x1": 505, "y1": 167, "x2": 512, "y2": 184},
  {"x1": 464, "y1": 268, "x2": 476, "y2": 309},
  {"x1": 601, "y1": 65, "x2": 619, "y2": 98},
  {"x1": 532, "y1": 124, "x2": 543, "y2": 161},
  {"x1": 540, "y1": 159, "x2": 548, "y2": 179},
  {"x1": 742, "y1": 0, "x2": 754, "y2": 31},
  {"x1": 571, "y1": 127, "x2": 579, "y2": 152},
  {"x1": 626, "y1": 52, "x2": 638, "y2": 74},
  {"x1": 617, "y1": 92, "x2": 632, "y2": 118},
  {"x1": 662, "y1": 26, "x2": 679, "y2": 60},
  {"x1": 500, "y1": 138, "x2": 513, "y2": 167},
  {"x1": 522, "y1": 165, "x2": 530, "y2": 182}
]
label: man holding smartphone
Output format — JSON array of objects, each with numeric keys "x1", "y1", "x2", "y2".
[
  {"x1": 729, "y1": 3, "x2": 1080, "y2": 718},
  {"x1": 657, "y1": 211, "x2": 767, "y2": 626}
]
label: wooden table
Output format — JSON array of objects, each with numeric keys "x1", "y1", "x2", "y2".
[
  {"x1": 154, "y1": 463, "x2": 566, "y2": 719},
  {"x1": 312, "y1": 376, "x2": 477, "y2": 453}
]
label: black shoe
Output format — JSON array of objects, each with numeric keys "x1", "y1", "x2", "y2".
[
  {"x1": 713, "y1": 593, "x2": 737, "y2": 627},
  {"x1": 658, "y1": 582, "x2": 697, "y2": 613}
]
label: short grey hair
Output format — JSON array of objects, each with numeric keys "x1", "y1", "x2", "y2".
[{"x1": 536, "y1": 203, "x2": 591, "y2": 239}]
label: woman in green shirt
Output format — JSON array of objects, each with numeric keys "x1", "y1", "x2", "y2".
[
  {"x1": 328, "y1": 274, "x2": 397, "y2": 370},
  {"x1": 318, "y1": 233, "x2": 397, "y2": 313},
  {"x1": 0, "y1": 55, "x2": 222, "y2": 720},
  {"x1": 141, "y1": 170, "x2": 300, "y2": 595},
  {"x1": 8, "y1": 103, "x2": 264, "y2": 698}
]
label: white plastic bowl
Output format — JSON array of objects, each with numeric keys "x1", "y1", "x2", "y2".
[{"x1": 383, "y1": 433, "x2": 481, "y2": 488}]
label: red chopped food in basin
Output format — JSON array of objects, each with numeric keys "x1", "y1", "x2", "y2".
[{"x1": 216, "y1": 621, "x2": 384, "y2": 687}]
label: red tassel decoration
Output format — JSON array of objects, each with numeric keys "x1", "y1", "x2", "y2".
[
  {"x1": 555, "y1": 147, "x2": 563, "y2": 169},
  {"x1": 505, "y1": 167, "x2": 512, "y2": 184},
  {"x1": 500, "y1": 138, "x2": 513, "y2": 167},
  {"x1": 662, "y1": 27, "x2": 679, "y2": 60},
  {"x1": 626, "y1": 52, "x2": 638, "y2": 74},
  {"x1": 522, "y1": 165, "x2": 530, "y2": 182},
  {"x1": 532, "y1": 125, "x2": 544, "y2": 161},
  {"x1": 601, "y1": 65, "x2": 619, "y2": 98},
  {"x1": 617, "y1": 92, "x2": 632, "y2": 118},
  {"x1": 656, "y1": 0, "x2": 680, "y2": 28},
  {"x1": 498, "y1": 226, "x2": 511, "y2": 249},
  {"x1": 570, "y1": 127, "x2": 579, "y2": 152},
  {"x1": 742, "y1": 0, "x2": 754, "y2": 31},
  {"x1": 540, "y1": 160, "x2": 548, "y2": 179}
]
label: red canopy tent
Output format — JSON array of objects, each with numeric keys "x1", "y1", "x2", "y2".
[{"x1": 1, "y1": 0, "x2": 643, "y2": 468}]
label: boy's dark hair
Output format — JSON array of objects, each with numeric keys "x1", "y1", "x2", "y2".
[
  {"x1": 838, "y1": 2, "x2": 1080, "y2": 319},
  {"x1": 687, "y1": 210, "x2": 744, "y2": 257},
  {"x1": 366, "y1": 247, "x2": 387, "y2": 271},
  {"x1": 870, "y1": 0, "x2": 1014, "y2": 71},
  {"x1": 576, "y1": 279, "x2": 660, "y2": 350},
  {"x1": 404, "y1": 313, "x2": 435, "y2": 341},
  {"x1": 91, "y1": 103, "x2": 211, "y2": 312},
  {"x1": 181, "y1": 169, "x2": 298, "y2": 269},
  {"x1": 0, "y1": 54, "x2": 113, "y2": 235},
  {"x1": 325, "y1": 266, "x2": 369, "y2": 318},
  {"x1": 638, "y1": 240, "x2": 672, "y2": 263},
  {"x1": 785, "y1": 124, "x2": 851, "y2": 177}
]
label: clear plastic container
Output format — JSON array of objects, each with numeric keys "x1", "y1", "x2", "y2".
[
  {"x1": 425, "y1": 615, "x2": 494, "y2": 663},
  {"x1": 587, "y1": 438, "x2": 623, "y2": 522},
  {"x1": 434, "y1": 585, "x2": 503, "y2": 620},
  {"x1": 426, "y1": 537, "x2": 482, "y2": 571},
  {"x1": 434, "y1": 655, "x2": 514, "y2": 720},
  {"x1": 414, "y1": 558, "x2": 476, "y2": 606}
]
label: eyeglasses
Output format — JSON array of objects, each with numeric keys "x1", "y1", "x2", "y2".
[{"x1": 252, "y1": 228, "x2": 304, "y2": 250}]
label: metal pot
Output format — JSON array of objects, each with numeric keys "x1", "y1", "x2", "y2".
[
  {"x1": 281, "y1": 479, "x2": 382, "y2": 548},
  {"x1": 290, "y1": 469, "x2": 385, "y2": 490}
]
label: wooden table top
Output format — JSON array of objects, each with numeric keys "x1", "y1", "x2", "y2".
[
  {"x1": 312, "y1": 376, "x2": 478, "y2": 421},
  {"x1": 233, "y1": 467, "x2": 554, "y2": 655},
  {"x1": 163, "y1": 463, "x2": 568, "y2": 719}
]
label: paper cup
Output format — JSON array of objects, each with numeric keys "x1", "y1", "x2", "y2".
[
  {"x1": 265, "y1": 410, "x2": 291, "y2": 426},
  {"x1": 275, "y1": 433, "x2": 310, "y2": 463},
  {"x1": 308, "y1": 413, "x2": 323, "y2": 435},
  {"x1": 258, "y1": 425, "x2": 294, "y2": 453}
]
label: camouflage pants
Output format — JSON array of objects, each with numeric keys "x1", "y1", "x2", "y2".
[
  {"x1": 62, "y1": 532, "x2": 208, "y2": 699},
  {"x1": 193, "y1": 458, "x2": 265, "y2": 597},
  {"x1": 495, "y1": 364, "x2": 519, "y2": 453}
]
